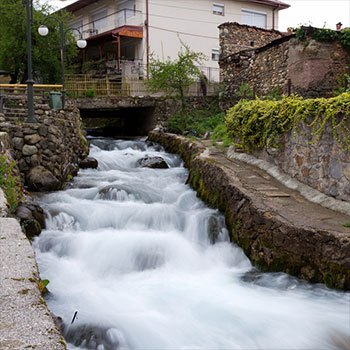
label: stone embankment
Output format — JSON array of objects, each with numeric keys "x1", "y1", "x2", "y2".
[
  {"x1": 148, "y1": 131, "x2": 350, "y2": 290},
  {"x1": 0, "y1": 98, "x2": 89, "y2": 192}
]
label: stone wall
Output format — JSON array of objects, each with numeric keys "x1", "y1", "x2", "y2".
[
  {"x1": 253, "y1": 123, "x2": 350, "y2": 202},
  {"x1": 219, "y1": 22, "x2": 284, "y2": 57},
  {"x1": 0, "y1": 98, "x2": 88, "y2": 192},
  {"x1": 219, "y1": 24, "x2": 350, "y2": 109}
]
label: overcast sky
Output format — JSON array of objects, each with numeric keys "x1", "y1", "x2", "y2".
[{"x1": 47, "y1": 0, "x2": 350, "y2": 31}]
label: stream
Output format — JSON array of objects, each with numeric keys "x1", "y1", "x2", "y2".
[{"x1": 34, "y1": 137, "x2": 350, "y2": 350}]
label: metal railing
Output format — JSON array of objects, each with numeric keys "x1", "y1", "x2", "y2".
[
  {"x1": 77, "y1": 9, "x2": 143, "y2": 39},
  {"x1": 65, "y1": 74, "x2": 220, "y2": 97},
  {"x1": 0, "y1": 84, "x2": 63, "y2": 93}
]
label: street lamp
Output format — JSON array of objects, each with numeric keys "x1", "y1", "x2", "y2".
[
  {"x1": 22, "y1": 0, "x2": 37, "y2": 123},
  {"x1": 38, "y1": 18, "x2": 87, "y2": 105}
]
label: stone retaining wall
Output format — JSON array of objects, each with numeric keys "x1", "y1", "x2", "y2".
[
  {"x1": 0, "y1": 99, "x2": 89, "y2": 191},
  {"x1": 253, "y1": 123, "x2": 350, "y2": 202},
  {"x1": 148, "y1": 131, "x2": 350, "y2": 290}
]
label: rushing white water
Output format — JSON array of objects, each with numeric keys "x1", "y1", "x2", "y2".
[{"x1": 34, "y1": 138, "x2": 350, "y2": 350}]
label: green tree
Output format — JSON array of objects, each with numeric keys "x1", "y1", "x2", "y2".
[
  {"x1": 0, "y1": 0, "x2": 78, "y2": 84},
  {"x1": 147, "y1": 44, "x2": 205, "y2": 109}
]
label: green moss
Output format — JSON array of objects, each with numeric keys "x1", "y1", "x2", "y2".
[
  {"x1": 226, "y1": 93, "x2": 350, "y2": 152},
  {"x1": 321, "y1": 262, "x2": 348, "y2": 289},
  {"x1": 0, "y1": 154, "x2": 25, "y2": 213}
]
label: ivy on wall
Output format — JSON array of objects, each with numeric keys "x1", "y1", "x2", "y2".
[
  {"x1": 225, "y1": 93, "x2": 350, "y2": 152},
  {"x1": 295, "y1": 26, "x2": 350, "y2": 50}
]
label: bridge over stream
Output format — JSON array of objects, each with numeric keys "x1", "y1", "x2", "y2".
[
  {"x1": 0, "y1": 89, "x2": 215, "y2": 137},
  {"x1": 76, "y1": 96, "x2": 215, "y2": 136}
]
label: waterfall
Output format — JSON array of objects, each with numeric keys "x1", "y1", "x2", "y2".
[{"x1": 34, "y1": 138, "x2": 350, "y2": 350}]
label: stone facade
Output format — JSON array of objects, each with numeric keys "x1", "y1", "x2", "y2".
[
  {"x1": 0, "y1": 98, "x2": 88, "y2": 191},
  {"x1": 219, "y1": 22, "x2": 284, "y2": 57},
  {"x1": 219, "y1": 24, "x2": 350, "y2": 109},
  {"x1": 253, "y1": 123, "x2": 350, "y2": 202}
]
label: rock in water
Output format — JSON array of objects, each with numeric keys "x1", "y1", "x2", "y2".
[
  {"x1": 26, "y1": 166, "x2": 61, "y2": 192},
  {"x1": 78, "y1": 157, "x2": 98, "y2": 169},
  {"x1": 137, "y1": 156, "x2": 169, "y2": 169},
  {"x1": 64, "y1": 323, "x2": 128, "y2": 350},
  {"x1": 15, "y1": 202, "x2": 46, "y2": 239}
]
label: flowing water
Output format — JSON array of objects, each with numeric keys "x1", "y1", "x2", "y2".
[{"x1": 34, "y1": 138, "x2": 350, "y2": 350}]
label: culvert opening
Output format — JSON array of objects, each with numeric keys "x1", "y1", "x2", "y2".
[{"x1": 80, "y1": 107, "x2": 156, "y2": 137}]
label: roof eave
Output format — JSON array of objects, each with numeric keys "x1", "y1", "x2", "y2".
[
  {"x1": 60, "y1": 0, "x2": 99, "y2": 13},
  {"x1": 246, "y1": 0, "x2": 290, "y2": 10}
]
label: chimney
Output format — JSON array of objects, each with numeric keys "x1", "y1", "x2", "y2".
[{"x1": 336, "y1": 22, "x2": 342, "y2": 31}]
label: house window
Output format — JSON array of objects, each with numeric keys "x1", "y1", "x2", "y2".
[
  {"x1": 241, "y1": 9, "x2": 267, "y2": 28},
  {"x1": 212, "y1": 48, "x2": 220, "y2": 61},
  {"x1": 213, "y1": 3, "x2": 224, "y2": 16},
  {"x1": 92, "y1": 9, "x2": 108, "y2": 34},
  {"x1": 118, "y1": 0, "x2": 136, "y2": 24}
]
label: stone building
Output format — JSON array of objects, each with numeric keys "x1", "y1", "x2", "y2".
[{"x1": 219, "y1": 23, "x2": 350, "y2": 108}]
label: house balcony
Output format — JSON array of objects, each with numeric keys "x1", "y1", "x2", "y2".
[{"x1": 81, "y1": 9, "x2": 143, "y2": 39}]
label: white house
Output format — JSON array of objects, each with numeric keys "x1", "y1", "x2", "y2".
[{"x1": 62, "y1": 0, "x2": 290, "y2": 81}]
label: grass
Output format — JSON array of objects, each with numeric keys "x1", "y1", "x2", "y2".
[{"x1": 165, "y1": 107, "x2": 225, "y2": 136}]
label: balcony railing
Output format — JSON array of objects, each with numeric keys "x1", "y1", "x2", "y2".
[{"x1": 78, "y1": 9, "x2": 143, "y2": 39}]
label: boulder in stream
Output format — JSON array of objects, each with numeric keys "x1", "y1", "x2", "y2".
[
  {"x1": 16, "y1": 201, "x2": 45, "y2": 239},
  {"x1": 78, "y1": 157, "x2": 98, "y2": 169},
  {"x1": 26, "y1": 166, "x2": 61, "y2": 192},
  {"x1": 64, "y1": 323, "x2": 128, "y2": 350},
  {"x1": 137, "y1": 156, "x2": 169, "y2": 169}
]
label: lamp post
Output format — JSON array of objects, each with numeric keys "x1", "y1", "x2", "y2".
[
  {"x1": 22, "y1": 0, "x2": 37, "y2": 123},
  {"x1": 38, "y1": 19, "x2": 87, "y2": 105}
]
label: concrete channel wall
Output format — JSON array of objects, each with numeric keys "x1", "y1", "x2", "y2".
[{"x1": 148, "y1": 131, "x2": 350, "y2": 290}]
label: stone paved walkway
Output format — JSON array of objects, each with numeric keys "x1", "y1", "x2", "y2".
[{"x1": 0, "y1": 217, "x2": 65, "y2": 350}]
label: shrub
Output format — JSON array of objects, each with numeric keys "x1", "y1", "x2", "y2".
[
  {"x1": 166, "y1": 105, "x2": 224, "y2": 136},
  {"x1": 211, "y1": 123, "x2": 233, "y2": 147},
  {"x1": 295, "y1": 26, "x2": 350, "y2": 50},
  {"x1": 85, "y1": 89, "x2": 96, "y2": 98},
  {"x1": 225, "y1": 93, "x2": 350, "y2": 152}
]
